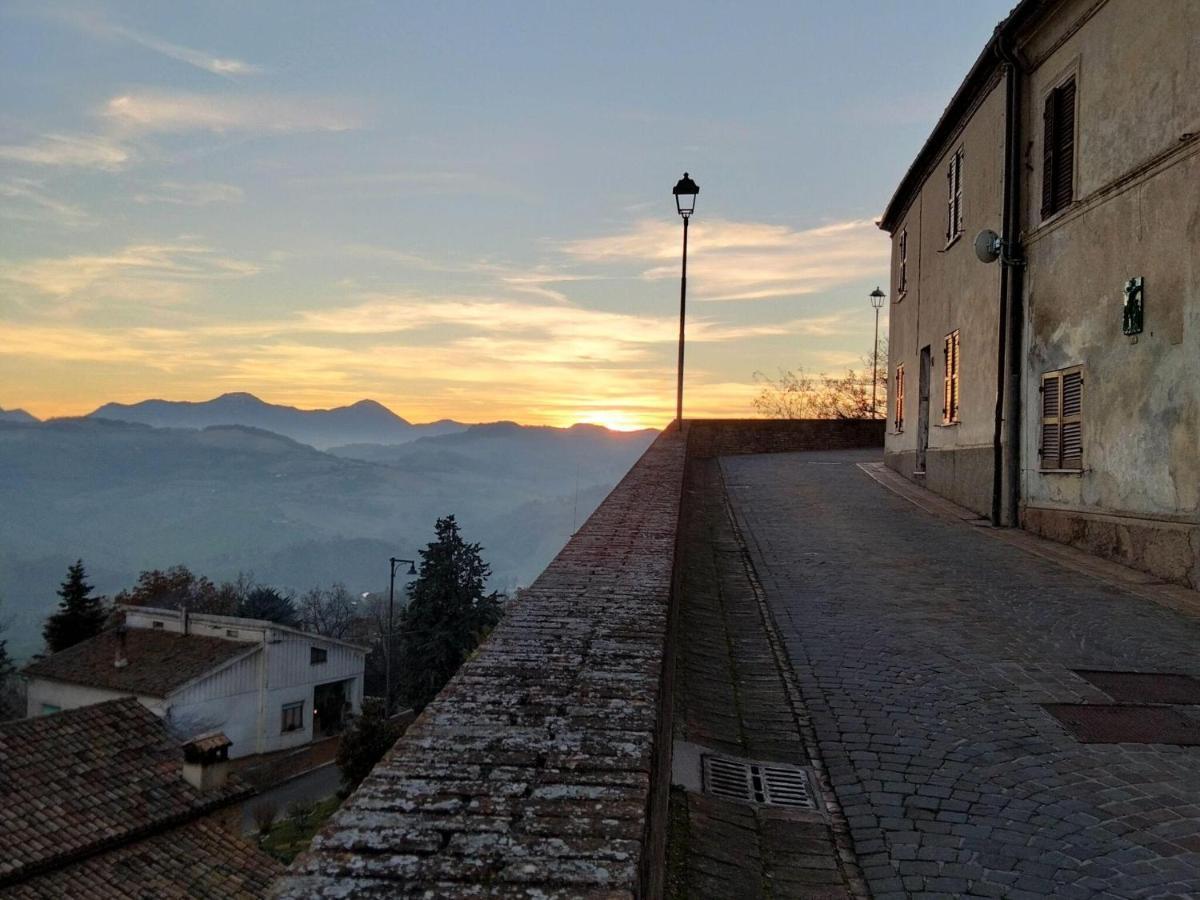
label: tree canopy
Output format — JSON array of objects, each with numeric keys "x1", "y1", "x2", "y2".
[
  {"x1": 397, "y1": 515, "x2": 503, "y2": 711},
  {"x1": 335, "y1": 697, "x2": 402, "y2": 792},
  {"x1": 43, "y1": 560, "x2": 108, "y2": 653}
]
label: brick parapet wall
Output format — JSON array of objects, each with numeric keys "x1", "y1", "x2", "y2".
[
  {"x1": 686, "y1": 418, "x2": 884, "y2": 458},
  {"x1": 273, "y1": 428, "x2": 689, "y2": 898}
]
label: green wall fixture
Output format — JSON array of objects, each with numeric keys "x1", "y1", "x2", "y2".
[{"x1": 1122, "y1": 276, "x2": 1144, "y2": 336}]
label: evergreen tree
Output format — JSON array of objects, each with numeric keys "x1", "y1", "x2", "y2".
[
  {"x1": 43, "y1": 560, "x2": 107, "y2": 653},
  {"x1": 398, "y1": 515, "x2": 502, "y2": 711},
  {"x1": 335, "y1": 697, "x2": 402, "y2": 791},
  {"x1": 237, "y1": 585, "x2": 300, "y2": 627}
]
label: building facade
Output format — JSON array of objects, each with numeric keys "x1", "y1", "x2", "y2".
[
  {"x1": 880, "y1": 0, "x2": 1199, "y2": 588},
  {"x1": 24, "y1": 606, "x2": 366, "y2": 758}
]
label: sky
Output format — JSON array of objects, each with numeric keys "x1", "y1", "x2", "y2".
[{"x1": 0, "y1": 1, "x2": 1013, "y2": 429}]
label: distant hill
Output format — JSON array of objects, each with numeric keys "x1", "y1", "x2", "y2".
[
  {"x1": 0, "y1": 407, "x2": 38, "y2": 424},
  {"x1": 87, "y1": 392, "x2": 467, "y2": 450},
  {"x1": 0, "y1": 416, "x2": 656, "y2": 659}
]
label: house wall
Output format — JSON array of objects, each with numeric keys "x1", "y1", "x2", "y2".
[
  {"x1": 1017, "y1": 0, "x2": 1200, "y2": 587},
  {"x1": 26, "y1": 679, "x2": 165, "y2": 718},
  {"x1": 885, "y1": 77, "x2": 1008, "y2": 516},
  {"x1": 168, "y1": 637, "x2": 364, "y2": 757}
]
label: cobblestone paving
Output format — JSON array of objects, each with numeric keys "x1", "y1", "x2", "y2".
[{"x1": 723, "y1": 450, "x2": 1200, "y2": 900}]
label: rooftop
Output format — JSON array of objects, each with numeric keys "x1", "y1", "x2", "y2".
[
  {"x1": 0, "y1": 698, "x2": 280, "y2": 893},
  {"x1": 22, "y1": 627, "x2": 252, "y2": 697}
]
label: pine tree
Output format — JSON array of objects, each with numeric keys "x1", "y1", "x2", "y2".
[
  {"x1": 43, "y1": 560, "x2": 108, "y2": 653},
  {"x1": 397, "y1": 515, "x2": 502, "y2": 711}
]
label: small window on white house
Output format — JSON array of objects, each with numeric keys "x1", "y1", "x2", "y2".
[
  {"x1": 942, "y1": 331, "x2": 961, "y2": 424},
  {"x1": 151, "y1": 620, "x2": 164, "y2": 629},
  {"x1": 282, "y1": 701, "x2": 305, "y2": 733},
  {"x1": 897, "y1": 228, "x2": 908, "y2": 295},
  {"x1": 947, "y1": 148, "x2": 964, "y2": 242},
  {"x1": 310, "y1": 647, "x2": 328, "y2": 665},
  {"x1": 226, "y1": 629, "x2": 239, "y2": 638},
  {"x1": 1040, "y1": 367, "x2": 1083, "y2": 470},
  {"x1": 41, "y1": 704, "x2": 61, "y2": 715}
]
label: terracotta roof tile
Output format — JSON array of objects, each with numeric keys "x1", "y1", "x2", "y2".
[
  {"x1": 22, "y1": 628, "x2": 252, "y2": 697},
  {"x1": 0, "y1": 698, "x2": 249, "y2": 886}
]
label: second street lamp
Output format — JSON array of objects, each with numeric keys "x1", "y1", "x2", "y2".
[
  {"x1": 672, "y1": 172, "x2": 699, "y2": 428},
  {"x1": 385, "y1": 555, "x2": 417, "y2": 714},
  {"x1": 869, "y1": 286, "x2": 886, "y2": 419}
]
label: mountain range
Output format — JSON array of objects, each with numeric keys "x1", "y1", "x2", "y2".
[
  {"x1": 0, "y1": 397, "x2": 657, "y2": 660},
  {"x1": 87, "y1": 393, "x2": 467, "y2": 450}
]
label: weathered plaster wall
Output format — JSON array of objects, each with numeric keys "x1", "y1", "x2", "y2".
[
  {"x1": 26, "y1": 678, "x2": 165, "y2": 718},
  {"x1": 1018, "y1": 0, "x2": 1199, "y2": 585},
  {"x1": 884, "y1": 78, "x2": 1007, "y2": 516}
]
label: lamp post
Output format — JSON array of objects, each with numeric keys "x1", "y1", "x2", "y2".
[
  {"x1": 385, "y1": 556, "x2": 417, "y2": 714},
  {"x1": 869, "y1": 287, "x2": 886, "y2": 419},
  {"x1": 672, "y1": 173, "x2": 699, "y2": 428}
]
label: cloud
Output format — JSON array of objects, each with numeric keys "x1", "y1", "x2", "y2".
[
  {"x1": 133, "y1": 181, "x2": 244, "y2": 206},
  {"x1": 0, "y1": 178, "x2": 94, "y2": 228},
  {"x1": 102, "y1": 91, "x2": 359, "y2": 134},
  {"x1": 48, "y1": 9, "x2": 261, "y2": 77},
  {"x1": 2, "y1": 240, "x2": 260, "y2": 302},
  {"x1": 563, "y1": 217, "x2": 888, "y2": 301},
  {"x1": 0, "y1": 133, "x2": 130, "y2": 169}
]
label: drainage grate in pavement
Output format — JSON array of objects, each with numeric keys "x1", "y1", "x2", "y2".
[
  {"x1": 1074, "y1": 670, "x2": 1200, "y2": 705},
  {"x1": 1044, "y1": 704, "x2": 1200, "y2": 745},
  {"x1": 702, "y1": 754, "x2": 816, "y2": 809}
]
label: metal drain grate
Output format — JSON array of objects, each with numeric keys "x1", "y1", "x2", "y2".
[{"x1": 702, "y1": 755, "x2": 816, "y2": 809}]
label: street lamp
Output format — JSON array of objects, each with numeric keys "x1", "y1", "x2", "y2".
[
  {"x1": 672, "y1": 172, "x2": 699, "y2": 428},
  {"x1": 869, "y1": 287, "x2": 886, "y2": 419},
  {"x1": 385, "y1": 556, "x2": 417, "y2": 714}
]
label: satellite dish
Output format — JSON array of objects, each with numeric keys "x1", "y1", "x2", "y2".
[{"x1": 974, "y1": 229, "x2": 1002, "y2": 264}]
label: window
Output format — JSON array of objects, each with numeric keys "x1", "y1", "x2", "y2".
[
  {"x1": 226, "y1": 629, "x2": 239, "y2": 638},
  {"x1": 897, "y1": 228, "x2": 908, "y2": 295},
  {"x1": 1040, "y1": 367, "x2": 1083, "y2": 470},
  {"x1": 946, "y1": 148, "x2": 964, "y2": 241},
  {"x1": 151, "y1": 620, "x2": 163, "y2": 629},
  {"x1": 894, "y1": 365, "x2": 905, "y2": 432},
  {"x1": 281, "y1": 701, "x2": 305, "y2": 733},
  {"x1": 310, "y1": 646, "x2": 328, "y2": 665},
  {"x1": 942, "y1": 331, "x2": 961, "y2": 424},
  {"x1": 41, "y1": 703, "x2": 61, "y2": 715},
  {"x1": 1041, "y1": 78, "x2": 1076, "y2": 219}
]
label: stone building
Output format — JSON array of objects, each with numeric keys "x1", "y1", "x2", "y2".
[{"x1": 879, "y1": 0, "x2": 1199, "y2": 588}]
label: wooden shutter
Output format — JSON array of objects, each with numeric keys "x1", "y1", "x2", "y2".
[
  {"x1": 1040, "y1": 373, "x2": 1061, "y2": 466},
  {"x1": 895, "y1": 365, "x2": 905, "y2": 431},
  {"x1": 1042, "y1": 80, "x2": 1076, "y2": 219},
  {"x1": 942, "y1": 331, "x2": 960, "y2": 423},
  {"x1": 1041, "y1": 92, "x2": 1057, "y2": 218},
  {"x1": 1061, "y1": 369, "x2": 1083, "y2": 469},
  {"x1": 1040, "y1": 368, "x2": 1083, "y2": 470}
]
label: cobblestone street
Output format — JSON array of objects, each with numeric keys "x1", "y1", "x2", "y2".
[{"x1": 723, "y1": 449, "x2": 1200, "y2": 899}]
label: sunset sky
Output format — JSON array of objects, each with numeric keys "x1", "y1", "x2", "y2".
[{"x1": 0, "y1": 1, "x2": 1011, "y2": 429}]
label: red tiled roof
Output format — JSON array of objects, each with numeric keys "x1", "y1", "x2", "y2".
[
  {"x1": 4, "y1": 818, "x2": 282, "y2": 899},
  {"x1": 0, "y1": 698, "x2": 251, "y2": 887},
  {"x1": 22, "y1": 627, "x2": 253, "y2": 697}
]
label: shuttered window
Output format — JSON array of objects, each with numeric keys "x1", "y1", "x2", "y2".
[
  {"x1": 946, "y1": 148, "x2": 964, "y2": 241},
  {"x1": 282, "y1": 700, "x2": 305, "y2": 733},
  {"x1": 897, "y1": 229, "x2": 908, "y2": 295},
  {"x1": 894, "y1": 364, "x2": 905, "y2": 432},
  {"x1": 1040, "y1": 367, "x2": 1083, "y2": 470},
  {"x1": 942, "y1": 331, "x2": 960, "y2": 424},
  {"x1": 1041, "y1": 78, "x2": 1076, "y2": 220}
]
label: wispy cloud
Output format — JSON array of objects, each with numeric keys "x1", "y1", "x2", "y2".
[
  {"x1": 2, "y1": 240, "x2": 259, "y2": 302},
  {"x1": 133, "y1": 181, "x2": 244, "y2": 206},
  {"x1": 0, "y1": 133, "x2": 130, "y2": 169},
  {"x1": 51, "y1": 9, "x2": 261, "y2": 77},
  {"x1": 0, "y1": 178, "x2": 94, "y2": 228},
  {"x1": 564, "y1": 217, "x2": 888, "y2": 301},
  {"x1": 102, "y1": 91, "x2": 360, "y2": 134}
]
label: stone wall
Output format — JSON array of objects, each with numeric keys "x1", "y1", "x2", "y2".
[{"x1": 687, "y1": 418, "x2": 884, "y2": 459}]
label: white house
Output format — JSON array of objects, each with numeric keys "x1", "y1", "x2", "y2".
[{"x1": 23, "y1": 606, "x2": 366, "y2": 758}]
